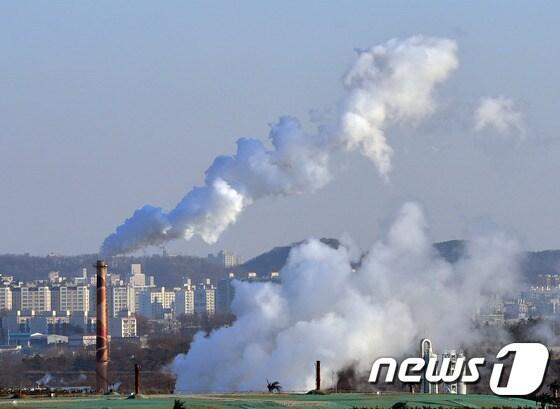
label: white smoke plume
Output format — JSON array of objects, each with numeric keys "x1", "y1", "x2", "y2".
[
  {"x1": 340, "y1": 37, "x2": 458, "y2": 176},
  {"x1": 473, "y1": 96, "x2": 525, "y2": 138},
  {"x1": 171, "y1": 202, "x2": 522, "y2": 392},
  {"x1": 100, "y1": 36, "x2": 458, "y2": 256}
]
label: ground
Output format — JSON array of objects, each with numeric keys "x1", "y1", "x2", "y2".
[{"x1": 0, "y1": 393, "x2": 538, "y2": 409}]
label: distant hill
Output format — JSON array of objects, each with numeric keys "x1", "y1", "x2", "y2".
[
  {"x1": 241, "y1": 238, "x2": 560, "y2": 284},
  {"x1": 433, "y1": 240, "x2": 560, "y2": 283},
  {"x1": 522, "y1": 249, "x2": 560, "y2": 282},
  {"x1": 240, "y1": 238, "x2": 341, "y2": 275},
  {"x1": 240, "y1": 238, "x2": 465, "y2": 276},
  {"x1": 433, "y1": 240, "x2": 467, "y2": 263},
  {"x1": 1, "y1": 239, "x2": 559, "y2": 285}
]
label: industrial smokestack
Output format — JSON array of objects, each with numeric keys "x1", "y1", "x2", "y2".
[
  {"x1": 96, "y1": 260, "x2": 109, "y2": 393},
  {"x1": 134, "y1": 364, "x2": 141, "y2": 395},
  {"x1": 315, "y1": 360, "x2": 321, "y2": 391}
]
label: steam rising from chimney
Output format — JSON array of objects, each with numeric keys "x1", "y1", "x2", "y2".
[
  {"x1": 100, "y1": 36, "x2": 458, "y2": 256},
  {"x1": 171, "y1": 202, "x2": 522, "y2": 392}
]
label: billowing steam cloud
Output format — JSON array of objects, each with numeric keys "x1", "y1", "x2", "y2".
[
  {"x1": 341, "y1": 37, "x2": 458, "y2": 176},
  {"x1": 171, "y1": 202, "x2": 522, "y2": 392},
  {"x1": 100, "y1": 36, "x2": 458, "y2": 256}
]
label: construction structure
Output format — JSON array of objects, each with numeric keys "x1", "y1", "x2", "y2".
[
  {"x1": 95, "y1": 260, "x2": 110, "y2": 393},
  {"x1": 440, "y1": 350, "x2": 467, "y2": 394},
  {"x1": 420, "y1": 338, "x2": 438, "y2": 394},
  {"x1": 420, "y1": 338, "x2": 466, "y2": 395}
]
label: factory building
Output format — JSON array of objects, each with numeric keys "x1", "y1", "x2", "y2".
[
  {"x1": 1, "y1": 310, "x2": 96, "y2": 337},
  {"x1": 29, "y1": 333, "x2": 68, "y2": 349},
  {"x1": 3, "y1": 310, "x2": 69, "y2": 335},
  {"x1": 440, "y1": 350, "x2": 467, "y2": 394}
]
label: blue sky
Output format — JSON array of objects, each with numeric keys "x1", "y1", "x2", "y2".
[{"x1": 1, "y1": 1, "x2": 559, "y2": 257}]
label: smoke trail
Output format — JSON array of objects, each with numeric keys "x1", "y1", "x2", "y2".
[
  {"x1": 171, "y1": 202, "x2": 522, "y2": 392},
  {"x1": 100, "y1": 36, "x2": 458, "y2": 256}
]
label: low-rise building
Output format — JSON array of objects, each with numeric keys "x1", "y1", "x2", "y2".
[
  {"x1": 69, "y1": 334, "x2": 98, "y2": 348},
  {"x1": 109, "y1": 315, "x2": 137, "y2": 338},
  {"x1": 29, "y1": 333, "x2": 68, "y2": 348}
]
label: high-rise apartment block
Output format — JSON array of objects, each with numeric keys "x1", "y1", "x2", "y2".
[
  {"x1": 53, "y1": 285, "x2": 89, "y2": 313},
  {"x1": 0, "y1": 287, "x2": 13, "y2": 311},
  {"x1": 14, "y1": 286, "x2": 52, "y2": 312}
]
